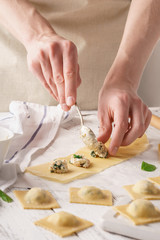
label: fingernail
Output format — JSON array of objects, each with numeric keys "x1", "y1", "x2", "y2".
[
  {"x1": 61, "y1": 103, "x2": 69, "y2": 111},
  {"x1": 110, "y1": 146, "x2": 118, "y2": 156},
  {"x1": 99, "y1": 126, "x2": 106, "y2": 131},
  {"x1": 66, "y1": 96, "x2": 75, "y2": 106},
  {"x1": 98, "y1": 126, "x2": 106, "y2": 135}
]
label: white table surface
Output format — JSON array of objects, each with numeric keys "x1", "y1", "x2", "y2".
[{"x1": 0, "y1": 107, "x2": 160, "y2": 240}]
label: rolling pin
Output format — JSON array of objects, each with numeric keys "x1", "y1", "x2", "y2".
[{"x1": 150, "y1": 114, "x2": 160, "y2": 130}]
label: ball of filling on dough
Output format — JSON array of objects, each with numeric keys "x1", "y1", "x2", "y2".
[
  {"x1": 50, "y1": 159, "x2": 68, "y2": 173},
  {"x1": 132, "y1": 180, "x2": 159, "y2": 195},
  {"x1": 127, "y1": 199, "x2": 158, "y2": 218},
  {"x1": 78, "y1": 186, "x2": 105, "y2": 200},
  {"x1": 47, "y1": 211, "x2": 79, "y2": 227},
  {"x1": 80, "y1": 126, "x2": 108, "y2": 158},
  {"x1": 69, "y1": 154, "x2": 90, "y2": 168},
  {"x1": 93, "y1": 141, "x2": 108, "y2": 158},
  {"x1": 25, "y1": 187, "x2": 50, "y2": 204}
]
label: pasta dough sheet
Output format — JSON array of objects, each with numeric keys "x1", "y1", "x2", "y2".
[
  {"x1": 113, "y1": 204, "x2": 160, "y2": 225},
  {"x1": 26, "y1": 134, "x2": 149, "y2": 183}
]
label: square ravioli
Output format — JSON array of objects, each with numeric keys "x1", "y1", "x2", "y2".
[
  {"x1": 123, "y1": 184, "x2": 160, "y2": 200},
  {"x1": 34, "y1": 211, "x2": 93, "y2": 237},
  {"x1": 13, "y1": 189, "x2": 60, "y2": 209},
  {"x1": 113, "y1": 202, "x2": 160, "y2": 225},
  {"x1": 70, "y1": 187, "x2": 112, "y2": 206}
]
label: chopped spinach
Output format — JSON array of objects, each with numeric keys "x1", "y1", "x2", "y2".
[
  {"x1": 90, "y1": 151, "x2": 97, "y2": 158},
  {"x1": 73, "y1": 154, "x2": 82, "y2": 159},
  {"x1": 90, "y1": 150, "x2": 108, "y2": 158},
  {"x1": 103, "y1": 152, "x2": 108, "y2": 158}
]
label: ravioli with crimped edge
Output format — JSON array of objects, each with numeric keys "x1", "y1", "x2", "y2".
[
  {"x1": 34, "y1": 211, "x2": 93, "y2": 237},
  {"x1": 70, "y1": 186, "x2": 112, "y2": 206},
  {"x1": 13, "y1": 187, "x2": 60, "y2": 209},
  {"x1": 123, "y1": 179, "x2": 160, "y2": 200},
  {"x1": 113, "y1": 199, "x2": 160, "y2": 225}
]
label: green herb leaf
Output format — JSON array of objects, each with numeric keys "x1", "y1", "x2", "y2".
[
  {"x1": 141, "y1": 161, "x2": 157, "y2": 172},
  {"x1": 0, "y1": 190, "x2": 13, "y2": 203},
  {"x1": 73, "y1": 154, "x2": 82, "y2": 159}
]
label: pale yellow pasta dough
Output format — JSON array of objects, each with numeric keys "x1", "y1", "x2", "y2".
[
  {"x1": 13, "y1": 188, "x2": 60, "y2": 209},
  {"x1": 148, "y1": 176, "x2": 160, "y2": 186},
  {"x1": 113, "y1": 199, "x2": 160, "y2": 225},
  {"x1": 26, "y1": 134, "x2": 149, "y2": 183},
  {"x1": 123, "y1": 180, "x2": 160, "y2": 200},
  {"x1": 70, "y1": 186, "x2": 112, "y2": 206},
  {"x1": 34, "y1": 211, "x2": 93, "y2": 237}
]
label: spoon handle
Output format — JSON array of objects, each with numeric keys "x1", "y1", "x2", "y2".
[{"x1": 75, "y1": 103, "x2": 84, "y2": 126}]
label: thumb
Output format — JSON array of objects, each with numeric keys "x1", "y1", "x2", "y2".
[{"x1": 97, "y1": 112, "x2": 112, "y2": 143}]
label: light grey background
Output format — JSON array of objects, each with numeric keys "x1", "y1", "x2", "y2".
[{"x1": 138, "y1": 40, "x2": 160, "y2": 107}]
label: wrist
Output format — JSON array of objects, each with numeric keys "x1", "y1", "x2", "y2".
[
  {"x1": 104, "y1": 51, "x2": 141, "y2": 92},
  {"x1": 21, "y1": 9, "x2": 56, "y2": 50}
]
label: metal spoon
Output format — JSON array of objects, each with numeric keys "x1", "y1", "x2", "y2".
[{"x1": 75, "y1": 103, "x2": 108, "y2": 158}]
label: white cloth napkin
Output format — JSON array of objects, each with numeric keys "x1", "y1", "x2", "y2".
[{"x1": 0, "y1": 101, "x2": 76, "y2": 190}]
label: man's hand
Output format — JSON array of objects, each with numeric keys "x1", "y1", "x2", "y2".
[
  {"x1": 97, "y1": 81, "x2": 152, "y2": 156},
  {"x1": 27, "y1": 34, "x2": 81, "y2": 111}
]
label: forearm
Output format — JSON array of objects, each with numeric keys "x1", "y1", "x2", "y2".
[
  {"x1": 107, "y1": 0, "x2": 160, "y2": 90},
  {"x1": 0, "y1": 0, "x2": 55, "y2": 49}
]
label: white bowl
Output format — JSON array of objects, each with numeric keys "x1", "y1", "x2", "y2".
[{"x1": 0, "y1": 127, "x2": 14, "y2": 168}]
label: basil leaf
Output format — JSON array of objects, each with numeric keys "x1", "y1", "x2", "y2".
[
  {"x1": 73, "y1": 154, "x2": 82, "y2": 159},
  {"x1": 141, "y1": 161, "x2": 157, "y2": 172},
  {"x1": 0, "y1": 190, "x2": 13, "y2": 203}
]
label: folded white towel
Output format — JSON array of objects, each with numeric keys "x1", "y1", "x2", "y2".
[{"x1": 0, "y1": 101, "x2": 76, "y2": 190}]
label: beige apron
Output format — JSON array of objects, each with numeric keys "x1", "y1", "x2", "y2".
[{"x1": 0, "y1": 0, "x2": 130, "y2": 111}]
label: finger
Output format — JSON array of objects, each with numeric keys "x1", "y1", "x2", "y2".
[
  {"x1": 76, "y1": 64, "x2": 81, "y2": 88},
  {"x1": 121, "y1": 103, "x2": 145, "y2": 146},
  {"x1": 28, "y1": 60, "x2": 58, "y2": 101},
  {"x1": 63, "y1": 41, "x2": 77, "y2": 107},
  {"x1": 50, "y1": 48, "x2": 70, "y2": 111},
  {"x1": 39, "y1": 51, "x2": 59, "y2": 100},
  {"x1": 138, "y1": 107, "x2": 152, "y2": 138},
  {"x1": 109, "y1": 105, "x2": 129, "y2": 155},
  {"x1": 97, "y1": 108, "x2": 112, "y2": 143},
  {"x1": 145, "y1": 109, "x2": 152, "y2": 130}
]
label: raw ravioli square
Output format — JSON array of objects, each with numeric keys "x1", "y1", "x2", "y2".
[
  {"x1": 34, "y1": 211, "x2": 93, "y2": 237},
  {"x1": 13, "y1": 190, "x2": 60, "y2": 209},
  {"x1": 123, "y1": 184, "x2": 160, "y2": 200},
  {"x1": 113, "y1": 204, "x2": 160, "y2": 225},
  {"x1": 70, "y1": 187, "x2": 112, "y2": 206}
]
